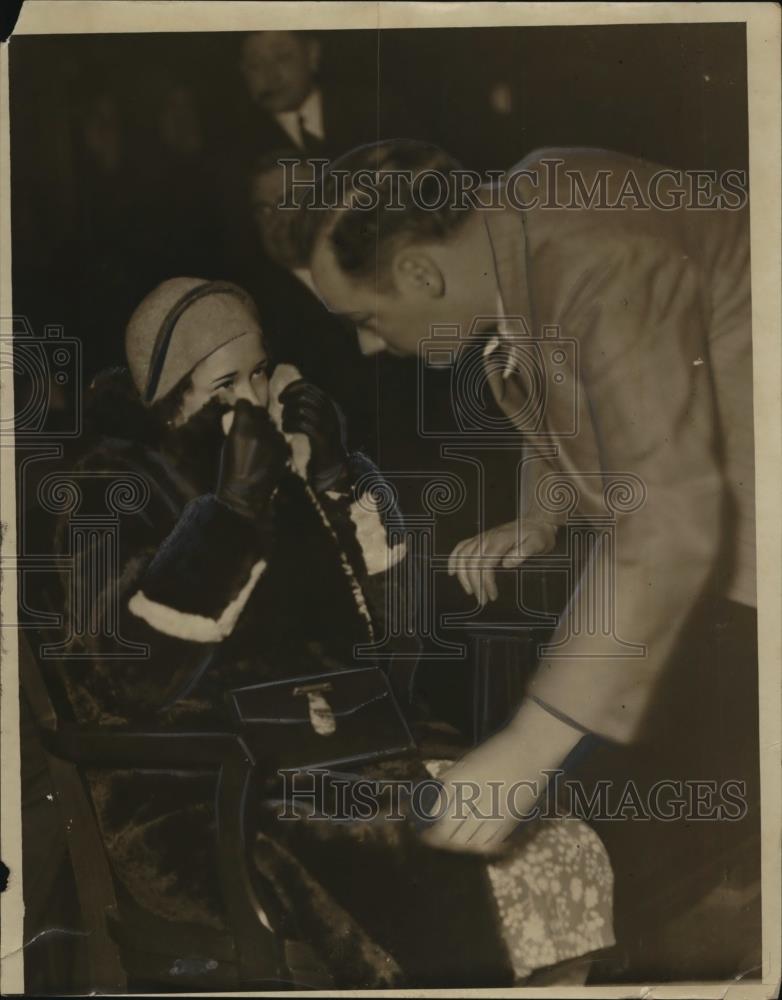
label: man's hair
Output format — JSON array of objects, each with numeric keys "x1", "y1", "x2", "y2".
[{"x1": 298, "y1": 139, "x2": 469, "y2": 287}]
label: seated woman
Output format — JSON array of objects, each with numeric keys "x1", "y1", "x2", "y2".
[{"x1": 54, "y1": 277, "x2": 615, "y2": 988}]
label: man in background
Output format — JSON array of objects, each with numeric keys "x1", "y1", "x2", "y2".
[
  {"x1": 239, "y1": 31, "x2": 336, "y2": 157},
  {"x1": 237, "y1": 148, "x2": 377, "y2": 453},
  {"x1": 213, "y1": 31, "x2": 383, "y2": 316},
  {"x1": 235, "y1": 30, "x2": 382, "y2": 160}
]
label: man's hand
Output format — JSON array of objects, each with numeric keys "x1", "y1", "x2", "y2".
[
  {"x1": 279, "y1": 379, "x2": 349, "y2": 491},
  {"x1": 420, "y1": 726, "x2": 540, "y2": 855},
  {"x1": 420, "y1": 699, "x2": 584, "y2": 855},
  {"x1": 448, "y1": 518, "x2": 558, "y2": 605}
]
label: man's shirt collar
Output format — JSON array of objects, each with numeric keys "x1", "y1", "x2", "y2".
[{"x1": 275, "y1": 88, "x2": 324, "y2": 149}]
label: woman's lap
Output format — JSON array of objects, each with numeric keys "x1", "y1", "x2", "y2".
[{"x1": 257, "y1": 762, "x2": 615, "y2": 986}]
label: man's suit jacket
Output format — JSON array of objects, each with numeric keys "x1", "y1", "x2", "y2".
[
  {"x1": 484, "y1": 148, "x2": 754, "y2": 743},
  {"x1": 230, "y1": 83, "x2": 391, "y2": 163}
]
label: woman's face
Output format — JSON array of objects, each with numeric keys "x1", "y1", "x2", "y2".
[{"x1": 175, "y1": 327, "x2": 270, "y2": 426}]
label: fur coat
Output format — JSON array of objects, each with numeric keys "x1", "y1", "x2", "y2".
[{"x1": 53, "y1": 366, "x2": 514, "y2": 988}]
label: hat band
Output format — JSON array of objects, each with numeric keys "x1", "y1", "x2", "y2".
[{"x1": 144, "y1": 281, "x2": 250, "y2": 404}]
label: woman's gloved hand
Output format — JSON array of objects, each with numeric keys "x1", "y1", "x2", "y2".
[
  {"x1": 216, "y1": 399, "x2": 289, "y2": 520},
  {"x1": 279, "y1": 379, "x2": 349, "y2": 492}
]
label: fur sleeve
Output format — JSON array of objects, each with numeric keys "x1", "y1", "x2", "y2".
[
  {"x1": 316, "y1": 453, "x2": 408, "y2": 644},
  {"x1": 54, "y1": 442, "x2": 272, "y2": 719},
  {"x1": 321, "y1": 453, "x2": 406, "y2": 577},
  {"x1": 128, "y1": 495, "x2": 269, "y2": 642}
]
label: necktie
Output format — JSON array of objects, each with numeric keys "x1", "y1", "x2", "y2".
[{"x1": 298, "y1": 113, "x2": 325, "y2": 155}]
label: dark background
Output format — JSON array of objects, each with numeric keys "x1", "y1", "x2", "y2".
[{"x1": 10, "y1": 22, "x2": 748, "y2": 381}]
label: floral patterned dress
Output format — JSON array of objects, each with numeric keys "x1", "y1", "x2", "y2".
[{"x1": 425, "y1": 759, "x2": 615, "y2": 982}]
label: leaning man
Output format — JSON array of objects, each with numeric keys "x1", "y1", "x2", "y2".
[{"x1": 302, "y1": 141, "x2": 759, "y2": 979}]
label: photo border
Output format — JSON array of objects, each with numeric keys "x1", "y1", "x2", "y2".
[{"x1": 1, "y1": 4, "x2": 779, "y2": 997}]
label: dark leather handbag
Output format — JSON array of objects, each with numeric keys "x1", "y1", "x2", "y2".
[{"x1": 230, "y1": 666, "x2": 415, "y2": 771}]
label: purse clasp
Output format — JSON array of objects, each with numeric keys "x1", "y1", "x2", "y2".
[{"x1": 293, "y1": 682, "x2": 336, "y2": 736}]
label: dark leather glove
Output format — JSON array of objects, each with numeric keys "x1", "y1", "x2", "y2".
[
  {"x1": 279, "y1": 379, "x2": 349, "y2": 492},
  {"x1": 216, "y1": 399, "x2": 289, "y2": 520}
]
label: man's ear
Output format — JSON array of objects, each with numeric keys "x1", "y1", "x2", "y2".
[{"x1": 392, "y1": 250, "x2": 445, "y2": 298}]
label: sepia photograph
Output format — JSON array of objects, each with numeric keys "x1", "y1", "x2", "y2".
[{"x1": 0, "y1": 2, "x2": 780, "y2": 995}]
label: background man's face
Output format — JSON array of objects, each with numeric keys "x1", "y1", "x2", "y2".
[
  {"x1": 240, "y1": 32, "x2": 319, "y2": 114},
  {"x1": 250, "y1": 160, "x2": 315, "y2": 268},
  {"x1": 251, "y1": 164, "x2": 290, "y2": 260}
]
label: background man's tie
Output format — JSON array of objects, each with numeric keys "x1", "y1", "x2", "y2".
[{"x1": 298, "y1": 113, "x2": 326, "y2": 155}]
